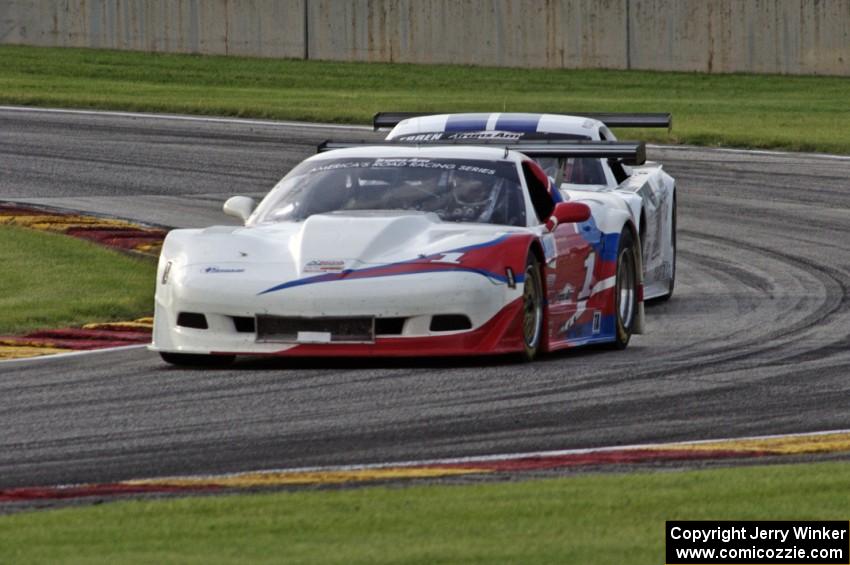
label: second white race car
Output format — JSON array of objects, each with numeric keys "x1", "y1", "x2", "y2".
[{"x1": 376, "y1": 112, "x2": 677, "y2": 300}]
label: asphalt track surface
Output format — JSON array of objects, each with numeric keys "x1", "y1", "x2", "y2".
[{"x1": 1, "y1": 107, "x2": 849, "y2": 490}]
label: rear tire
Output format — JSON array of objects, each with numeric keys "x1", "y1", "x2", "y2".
[
  {"x1": 610, "y1": 228, "x2": 638, "y2": 350},
  {"x1": 519, "y1": 254, "x2": 544, "y2": 362},
  {"x1": 160, "y1": 352, "x2": 235, "y2": 367}
]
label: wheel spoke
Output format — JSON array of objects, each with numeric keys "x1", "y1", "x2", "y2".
[{"x1": 523, "y1": 265, "x2": 542, "y2": 348}]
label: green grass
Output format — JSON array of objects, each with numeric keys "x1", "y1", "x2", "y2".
[
  {"x1": 2, "y1": 45, "x2": 850, "y2": 153},
  {"x1": 0, "y1": 225, "x2": 155, "y2": 334},
  {"x1": 1, "y1": 461, "x2": 848, "y2": 564}
]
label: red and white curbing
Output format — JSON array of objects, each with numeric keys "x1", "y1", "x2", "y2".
[
  {"x1": 0, "y1": 202, "x2": 161, "y2": 360},
  {"x1": 2, "y1": 429, "x2": 849, "y2": 504}
]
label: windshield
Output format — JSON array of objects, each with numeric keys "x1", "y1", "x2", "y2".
[{"x1": 251, "y1": 157, "x2": 527, "y2": 226}]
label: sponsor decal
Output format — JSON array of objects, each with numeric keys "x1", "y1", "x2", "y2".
[
  {"x1": 308, "y1": 157, "x2": 499, "y2": 175},
  {"x1": 395, "y1": 133, "x2": 446, "y2": 142},
  {"x1": 308, "y1": 161, "x2": 373, "y2": 173},
  {"x1": 447, "y1": 130, "x2": 523, "y2": 141},
  {"x1": 592, "y1": 311, "x2": 602, "y2": 333},
  {"x1": 373, "y1": 157, "x2": 456, "y2": 170},
  {"x1": 396, "y1": 131, "x2": 523, "y2": 142},
  {"x1": 430, "y1": 252, "x2": 464, "y2": 264},
  {"x1": 203, "y1": 266, "x2": 245, "y2": 274},
  {"x1": 304, "y1": 259, "x2": 347, "y2": 273},
  {"x1": 556, "y1": 283, "x2": 574, "y2": 303},
  {"x1": 457, "y1": 164, "x2": 495, "y2": 175},
  {"x1": 559, "y1": 310, "x2": 580, "y2": 334}
]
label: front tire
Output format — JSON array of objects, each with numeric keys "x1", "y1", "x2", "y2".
[
  {"x1": 160, "y1": 352, "x2": 236, "y2": 367},
  {"x1": 520, "y1": 254, "x2": 544, "y2": 362},
  {"x1": 611, "y1": 228, "x2": 639, "y2": 350}
]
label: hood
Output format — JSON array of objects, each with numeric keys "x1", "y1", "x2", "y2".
[{"x1": 165, "y1": 211, "x2": 521, "y2": 279}]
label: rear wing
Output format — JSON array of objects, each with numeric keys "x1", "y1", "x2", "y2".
[
  {"x1": 317, "y1": 139, "x2": 646, "y2": 166},
  {"x1": 373, "y1": 112, "x2": 671, "y2": 131}
]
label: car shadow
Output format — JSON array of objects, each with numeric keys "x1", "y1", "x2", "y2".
[{"x1": 223, "y1": 341, "x2": 618, "y2": 371}]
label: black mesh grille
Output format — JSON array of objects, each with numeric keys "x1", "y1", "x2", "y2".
[{"x1": 256, "y1": 315, "x2": 374, "y2": 343}]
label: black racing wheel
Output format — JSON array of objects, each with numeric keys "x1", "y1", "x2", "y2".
[
  {"x1": 610, "y1": 228, "x2": 639, "y2": 350},
  {"x1": 520, "y1": 254, "x2": 544, "y2": 361}
]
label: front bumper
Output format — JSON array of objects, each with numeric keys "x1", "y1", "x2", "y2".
[{"x1": 151, "y1": 271, "x2": 525, "y2": 357}]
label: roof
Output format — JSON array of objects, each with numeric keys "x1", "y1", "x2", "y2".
[{"x1": 387, "y1": 113, "x2": 602, "y2": 140}]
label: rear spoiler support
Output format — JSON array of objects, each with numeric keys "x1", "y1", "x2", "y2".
[
  {"x1": 318, "y1": 139, "x2": 646, "y2": 166},
  {"x1": 373, "y1": 112, "x2": 671, "y2": 131}
]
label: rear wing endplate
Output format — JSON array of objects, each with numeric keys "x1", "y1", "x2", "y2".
[
  {"x1": 373, "y1": 112, "x2": 671, "y2": 131},
  {"x1": 317, "y1": 139, "x2": 646, "y2": 166}
]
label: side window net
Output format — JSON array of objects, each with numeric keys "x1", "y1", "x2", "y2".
[{"x1": 522, "y1": 161, "x2": 554, "y2": 222}]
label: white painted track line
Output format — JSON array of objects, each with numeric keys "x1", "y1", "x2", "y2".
[
  {"x1": 0, "y1": 344, "x2": 148, "y2": 365},
  {"x1": 0, "y1": 105, "x2": 373, "y2": 132},
  {"x1": 117, "y1": 427, "x2": 850, "y2": 485}
]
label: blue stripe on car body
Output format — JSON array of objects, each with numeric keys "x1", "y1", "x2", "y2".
[
  {"x1": 258, "y1": 265, "x2": 521, "y2": 295},
  {"x1": 494, "y1": 114, "x2": 542, "y2": 133},
  {"x1": 559, "y1": 314, "x2": 617, "y2": 343},
  {"x1": 444, "y1": 114, "x2": 490, "y2": 132},
  {"x1": 258, "y1": 234, "x2": 521, "y2": 295}
]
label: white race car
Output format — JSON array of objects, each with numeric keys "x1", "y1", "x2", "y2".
[
  {"x1": 378, "y1": 112, "x2": 677, "y2": 301},
  {"x1": 151, "y1": 141, "x2": 647, "y2": 366}
]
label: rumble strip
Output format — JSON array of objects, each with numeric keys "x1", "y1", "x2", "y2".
[
  {"x1": 2, "y1": 430, "x2": 849, "y2": 504},
  {"x1": 0, "y1": 202, "x2": 161, "y2": 360}
]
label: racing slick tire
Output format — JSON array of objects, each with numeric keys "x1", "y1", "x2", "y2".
[
  {"x1": 520, "y1": 254, "x2": 544, "y2": 362},
  {"x1": 610, "y1": 228, "x2": 639, "y2": 350},
  {"x1": 160, "y1": 352, "x2": 236, "y2": 367}
]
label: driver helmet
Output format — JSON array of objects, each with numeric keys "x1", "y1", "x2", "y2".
[
  {"x1": 446, "y1": 171, "x2": 499, "y2": 222},
  {"x1": 451, "y1": 172, "x2": 492, "y2": 206}
]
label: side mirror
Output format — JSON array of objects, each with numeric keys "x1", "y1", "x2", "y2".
[
  {"x1": 546, "y1": 202, "x2": 591, "y2": 231},
  {"x1": 223, "y1": 196, "x2": 256, "y2": 224}
]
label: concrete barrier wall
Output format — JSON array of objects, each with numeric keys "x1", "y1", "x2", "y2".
[
  {"x1": 629, "y1": 0, "x2": 850, "y2": 75},
  {"x1": 2, "y1": 0, "x2": 849, "y2": 75},
  {"x1": 1, "y1": 0, "x2": 305, "y2": 57},
  {"x1": 306, "y1": 0, "x2": 627, "y2": 69}
]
